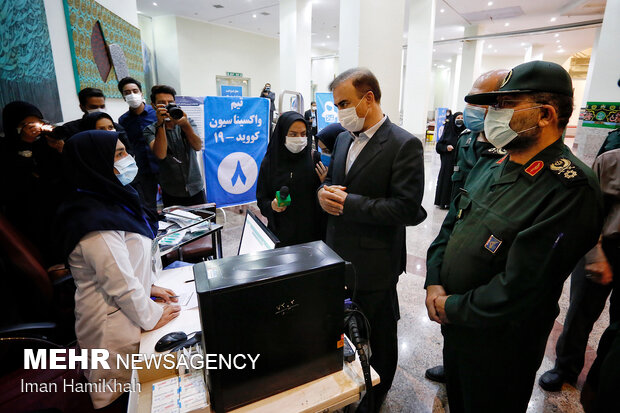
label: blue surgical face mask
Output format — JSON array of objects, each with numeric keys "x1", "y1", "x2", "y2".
[
  {"x1": 463, "y1": 105, "x2": 486, "y2": 133},
  {"x1": 114, "y1": 155, "x2": 138, "y2": 186}
]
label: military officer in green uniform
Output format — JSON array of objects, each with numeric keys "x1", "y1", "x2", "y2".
[
  {"x1": 424, "y1": 61, "x2": 604, "y2": 413},
  {"x1": 450, "y1": 69, "x2": 510, "y2": 202},
  {"x1": 425, "y1": 69, "x2": 511, "y2": 384}
]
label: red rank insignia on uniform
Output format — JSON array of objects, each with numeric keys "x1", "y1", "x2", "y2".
[{"x1": 525, "y1": 160, "x2": 544, "y2": 176}]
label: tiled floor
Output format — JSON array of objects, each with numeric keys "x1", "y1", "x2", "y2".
[{"x1": 213, "y1": 142, "x2": 610, "y2": 413}]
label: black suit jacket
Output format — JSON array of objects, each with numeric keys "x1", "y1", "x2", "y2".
[
  {"x1": 323, "y1": 117, "x2": 426, "y2": 291},
  {"x1": 304, "y1": 109, "x2": 318, "y2": 135}
]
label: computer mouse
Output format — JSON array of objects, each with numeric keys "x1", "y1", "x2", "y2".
[{"x1": 155, "y1": 331, "x2": 187, "y2": 352}]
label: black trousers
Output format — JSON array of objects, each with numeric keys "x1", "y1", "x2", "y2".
[
  {"x1": 553, "y1": 255, "x2": 616, "y2": 379},
  {"x1": 442, "y1": 313, "x2": 555, "y2": 413},
  {"x1": 584, "y1": 241, "x2": 619, "y2": 397},
  {"x1": 161, "y1": 190, "x2": 206, "y2": 208},
  {"x1": 349, "y1": 286, "x2": 399, "y2": 413}
]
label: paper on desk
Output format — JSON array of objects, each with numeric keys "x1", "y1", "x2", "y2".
[
  {"x1": 158, "y1": 221, "x2": 174, "y2": 231},
  {"x1": 158, "y1": 230, "x2": 186, "y2": 246},
  {"x1": 165, "y1": 211, "x2": 202, "y2": 227}
]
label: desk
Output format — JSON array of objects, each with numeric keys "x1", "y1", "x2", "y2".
[{"x1": 128, "y1": 266, "x2": 379, "y2": 413}]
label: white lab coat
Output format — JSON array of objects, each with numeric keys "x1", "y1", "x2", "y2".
[{"x1": 69, "y1": 230, "x2": 163, "y2": 408}]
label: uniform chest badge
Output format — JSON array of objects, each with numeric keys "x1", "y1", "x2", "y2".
[
  {"x1": 484, "y1": 235, "x2": 502, "y2": 254},
  {"x1": 525, "y1": 160, "x2": 544, "y2": 176}
]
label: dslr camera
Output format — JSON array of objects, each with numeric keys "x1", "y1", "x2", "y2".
[{"x1": 165, "y1": 103, "x2": 184, "y2": 120}]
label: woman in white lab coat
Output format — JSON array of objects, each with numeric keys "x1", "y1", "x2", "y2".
[{"x1": 56, "y1": 130, "x2": 181, "y2": 410}]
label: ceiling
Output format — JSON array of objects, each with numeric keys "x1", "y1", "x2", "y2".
[{"x1": 136, "y1": 0, "x2": 606, "y2": 62}]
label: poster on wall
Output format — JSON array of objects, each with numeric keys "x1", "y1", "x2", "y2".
[
  {"x1": 203, "y1": 97, "x2": 270, "y2": 207},
  {"x1": 0, "y1": 0, "x2": 62, "y2": 131},
  {"x1": 220, "y1": 85, "x2": 243, "y2": 97},
  {"x1": 316, "y1": 92, "x2": 339, "y2": 132},
  {"x1": 575, "y1": 102, "x2": 620, "y2": 166},
  {"x1": 435, "y1": 108, "x2": 449, "y2": 142},
  {"x1": 62, "y1": 0, "x2": 145, "y2": 98}
]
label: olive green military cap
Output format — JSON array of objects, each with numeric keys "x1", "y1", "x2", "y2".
[{"x1": 465, "y1": 60, "x2": 573, "y2": 104}]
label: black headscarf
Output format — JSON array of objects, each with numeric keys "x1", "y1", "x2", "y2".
[
  {"x1": 316, "y1": 123, "x2": 347, "y2": 153},
  {"x1": 438, "y1": 112, "x2": 465, "y2": 148},
  {"x1": 2, "y1": 101, "x2": 44, "y2": 142},
  {"x1": 55, "y1": 130, "x2": 156, "y2": 258},
  {"x1": 81, "y1": 111, "x2": 115, "y2": 131},
  {"x1": 264, "y1": 111, "x2": 311, "y2": 183}
]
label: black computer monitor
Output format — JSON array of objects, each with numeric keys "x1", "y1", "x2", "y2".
[{"x1": 237, "y1": 210, "x2": 279, "y2": 256}]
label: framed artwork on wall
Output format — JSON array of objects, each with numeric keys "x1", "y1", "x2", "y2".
[
  {"x1": 0, "y1": 0, "x2": 63, "y2": 132},
  {"x1": 62, "y1": 0, "x2": 145, "y2": 98}
]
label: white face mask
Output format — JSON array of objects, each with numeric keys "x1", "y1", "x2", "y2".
[
  {"x1": 484, "y1": 106, "x2": 541, "y2": 148},
  {"x1": 87, "y1": 108, "x2": 107, "y2": 114},
  {"x1": 285, "y1": 136, "x2": 307, "y2": 153},
  {"x1": 124, "y1": 92, "x2": 143, "y2": 109},
  {"x1": 337, "y1": 95, "x2": 369, "y2": 132}
]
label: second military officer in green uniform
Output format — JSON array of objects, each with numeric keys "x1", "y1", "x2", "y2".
[{"x1": 424, "y1": 61, "x2": 604, "y2": 413}]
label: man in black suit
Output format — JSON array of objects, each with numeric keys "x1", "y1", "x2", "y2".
[
  {"x1": 318, "y1": 68, "x2": 426, "y2": 412},
  {"x1": 304, "y1": 101, "x2": 318, "y2": 147}
]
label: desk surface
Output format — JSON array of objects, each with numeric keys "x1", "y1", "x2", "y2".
[{"x1": 129, "y1": 266, "x2": 379, "y2": 413}]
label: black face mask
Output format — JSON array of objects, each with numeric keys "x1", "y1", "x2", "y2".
[{"x1": 455, "y1": 120, "x2": 464, "y2": 127}]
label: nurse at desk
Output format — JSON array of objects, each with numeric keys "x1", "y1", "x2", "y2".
[{"x1": 55, "y1": 130, "x2": 181, "y2": 409}]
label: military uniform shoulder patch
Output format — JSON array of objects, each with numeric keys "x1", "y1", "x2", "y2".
[
  {"x1": 483, "y1": 147, "x2": 507, "y2": 157},
  {"x1": 525, "y1": 160, "x2": 544, "y2": 177},
  {"x1": 548, "y1": 157, "x2": 587, "y2": 186}
]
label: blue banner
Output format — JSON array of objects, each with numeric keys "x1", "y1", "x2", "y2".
[
  {"x1": 220, "y1": 85, "x2": 243, "y2": 97},
  {"x1": 435, "y1": 107, "x2": 449, "y2": 142},
  {"x1": 203, "y1": 97, "x2": 269, "y2": 207},
  {"x1": 316, "y1": 92, "x2": 339, "y2": 132}
]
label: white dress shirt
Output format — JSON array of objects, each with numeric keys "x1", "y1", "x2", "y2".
[{"x1": 346, "y1": 115, "x2": 387, "y2": 174}]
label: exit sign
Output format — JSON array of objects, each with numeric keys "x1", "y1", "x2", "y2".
[{"x1": 226, "y1": 72, "x2": 243, "y2": 77}]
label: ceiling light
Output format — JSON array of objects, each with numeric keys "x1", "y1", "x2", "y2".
[
  {"x1": 447, "y1": 58, "x2": 452, "y2": 62},
  {"x1": 556, "y1": 39, "x2": 560, "y2": 43},
  {"x1": 321, "y1": 42, "x2": 326, "y2": 46},
  {"x1": 504, "y1": 22, "x2": 509, "y2": 27},
  {"x1": 433, "y1": 48, "x2": 436, "y2": 52},
  {"x1": 487, "y1": 1, "x2": 493, "y2": 5},
  {"x1": 554, "y1": 33, "x2": 559, "y2": 37},
  {"x1": 557, "y1": 49, "x2": 565, "y2": 53},
  {"x1": 152, "y1": 2, "x2": 158, "y2": 5},
  {"x1": 326, "y1": 35, "x2": 330, "y2": 39},
  {"x1": 440, "y1": 37, "x2": 445, "y2": 40},
  {"x1": 488, "y1": 44, "x2": 493, "y2": 49},
  {"x1": 440, "y1": 8, "x2": 445, "y2": 13},
  {"x1": 550, "y1": 17, "x2": 557, "y2": 22},
  {"x1": 494, "y1": 49, "x2": 498, "y2": 53},
  {"x1": 520, "y1": 42, "x2": 526, "y2": 46},
  {"x1": 252, "y1": 14, "x2": 257, "y2": 18}
]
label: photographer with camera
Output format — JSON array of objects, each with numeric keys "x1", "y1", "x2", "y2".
[
  {"x1": 144, "y1": 85, "x2": 205, "y2": 207},
  {"x1": 0, "y1": 101, "x2": 65, "y2": 266}
]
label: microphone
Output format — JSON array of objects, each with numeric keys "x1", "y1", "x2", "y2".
[{"x1": 276, "y1": 186, "x2": 291, "y2": 207}]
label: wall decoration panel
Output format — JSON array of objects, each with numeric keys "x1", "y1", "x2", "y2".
[
  {"x1": 0, "y1": 0, "x2": 63, "y2": 132},
  {"x1": 62, "y1": 0, "x2": 144, "y2": 98}
]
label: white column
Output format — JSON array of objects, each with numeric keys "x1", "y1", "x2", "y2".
[
  {"x1": 280, "y1": 0, "x2": 312, "y2": 108},
  {"x1": 338, "y1": 0, "x2": 360, "y2": 71},
  {"x1": 531, "y1": 45, "x2": 544, "y2": 61},
  {"x1": 402, "y1": 0, "x2": 435, "y2": 136},
  {"x1": 455, "y1": 25, "x2": 484, "y2": 112},
  {"x1": 523, "y1": 45, "x2": 532, "y2": 62},
  {"x1": 574, "y1": 0, "x2": 620, "y2": 165},
  {"x1": 448, "y1": 52, "x2": 462, "y2": 111},
  {"x1": 337, "y1": 0, "x2": 405, "y2": 122}
]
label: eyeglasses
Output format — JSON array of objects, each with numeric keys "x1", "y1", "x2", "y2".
[
  {"x1": 286, "y1": 132, "x2": 306, "y2": 137},
  {"x1": 490, "y1": 100, "x2": 543, "y2": 110}
]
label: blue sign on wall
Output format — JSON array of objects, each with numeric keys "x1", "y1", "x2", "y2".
[
  {"x1": 435, "y1": 107, "x2": 449, "y2": 142},
  {"x1": 220, "y1": 85, "x2": 243, "y2": 97},
  {"x1": 316, "y1": 92, "x2": 339, "y2": 132},
  {"x1": 203, "y1": 97, "x2": 269, "y2": 207}
]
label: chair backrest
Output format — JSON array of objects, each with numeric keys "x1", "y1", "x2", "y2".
[{"x1": 0, "y1": 213, "x2": 53, "y2": 304}]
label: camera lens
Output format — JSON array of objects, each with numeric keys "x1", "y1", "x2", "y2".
[{"x1": 166, "y1": 104, "x2": 184, "y2": 120}]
